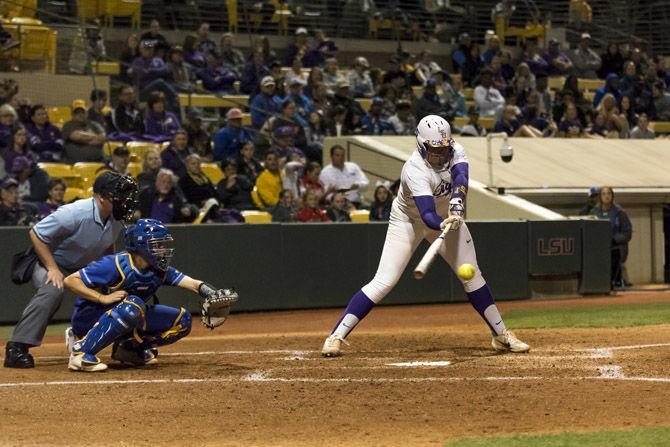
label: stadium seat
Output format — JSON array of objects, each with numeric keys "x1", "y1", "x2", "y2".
[
  {"x1": 242, "y1": 113, "x2": 252, "y2": 127},
  {"x1": 462, "y1": 88, "x2": 474, "y2": 100},
  {"x1": 76, "y1": 0, "x2": 102, "y2": 21},
  {"x1": 126, "y1": 162, "x2": 142, "y2": 178},
  {"x1": 126, "y1": 141, "x2": 159, "y2": 162},
  {"x1": 92, "y1": 61, "x2": 120, "y2": 75},
  {"x1": 578, "y1": 78, "x2": 604, "y2": 91},
  {"x1": 178, "y1": 93, "x2": 249, "y2": 109},
  {"x1": 1, "y1": 24, "x2": 57, "y2": 73},
  {"x1": 453, "y1": 116, "x2": 495, "y2": 130},
  {"x1": 103, "y1": 141, "x2": 125, "y2": 158},
  {"x1": 47, "y1": 106, "x2": 71, "y2": 128},
  {"x1": 350, "y1": 210, "x2": 370, "y2": 223},
  {"x1": 651, "y1": 122, "x2": 670, "y2": 133},
  {"x1": 357, "y1": 98, "x2": 371, "y2": 112},
  {"x1": 38, "y1": 163, "x2": 81, "y2": 188},
  {"x1": 63, "y1": 187, "x2": 87, "y2": 203},
  {"x1": 160, "y1": 141, "x2": 170, "y2": 152},
  {"x1": 240, "y1": 210, "x2": 272, "y2": 224},
  {"x1": 73, "y1": 162, "x2": 106, "y2": 190},
  {"x1": 548, "y1": 77, "x2": 566, "y2": 90},
  {"x1": 102, "y1": 0, "x2": 142, "y2": 29},
  {"x1": 226, "y1": 0, "x2": 238, "y2": 33},
  {"x1": 201, "y1": 163, "x2": 224, "y2": 184}
]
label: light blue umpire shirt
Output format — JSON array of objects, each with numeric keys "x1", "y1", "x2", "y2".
[{"x1": 32, "y1": 198, "x2": 123, "y2": 271}]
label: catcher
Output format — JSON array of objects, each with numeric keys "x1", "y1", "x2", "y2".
[{"x1": 63, "y1": 218, "x2": 238, "y2": 372}]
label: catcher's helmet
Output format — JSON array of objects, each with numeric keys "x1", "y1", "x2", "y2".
[
  {"x1": 415, "y1": 115, "x2": 455, "y2": 169},
  {"x1": 124, "y1": 219, "x2": 174, "y2": 273}
]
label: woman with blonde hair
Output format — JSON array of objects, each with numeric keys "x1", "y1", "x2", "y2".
[
  {"x1": 136, "y1": 148, "x2": 162, "y2": 189},
  {"x1": 596, "y1": 93, "x2": 629, "y2": 138}
]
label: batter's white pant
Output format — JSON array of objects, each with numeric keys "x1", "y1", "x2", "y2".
[{"x1": 362, "y1": 203, "x2": 486, "y2": 304}]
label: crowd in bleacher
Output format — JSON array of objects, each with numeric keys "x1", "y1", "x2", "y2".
[{"x1": 2, "y1": 17, "x2": 670, "y2": 227}]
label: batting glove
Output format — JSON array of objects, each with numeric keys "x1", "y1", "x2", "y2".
[{"x1": 440, "y1": 215, "x2": 463, "y2": 231}]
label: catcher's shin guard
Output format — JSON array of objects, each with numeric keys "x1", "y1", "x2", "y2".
[
  {"x1": 154, "y1": 308, "x2": 192, "y2": 347},
  {"x1": 74, "y1": 296, "x2": 146, "y2": 356}
]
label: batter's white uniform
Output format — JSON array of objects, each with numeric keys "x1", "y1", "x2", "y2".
[{"x1": 361, "y1": 142, "x2": 485, "y2": 304}]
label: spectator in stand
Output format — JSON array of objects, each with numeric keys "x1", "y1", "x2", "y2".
[
  {"x1": 137, "y1": 148, "x2": 162, "y2": 189},
  {"x1": 578, "y1": 186, "x2": 600, "y2": 216},
  {"x1": 460, "y1": 105, "x2": 487, "y2": 137},
  {"x1": 323, "y1": 58, "x2": 344, "y2": 95},
  {"x1": 513, "y1": 75, "x2": 530, "y2": 109},
  {"x1": 216, "y1": 159, "x2": 255, "y2": 211},
  {"x1": 533, "y1": 73, "x2": 552, "y2": 117},
  {"x1": 325, "y1": 105, "x2": 349, "y2": 137},
  {"x1": 413, "y1": 79, "x2": 450, "y2": 121},
  {"x1": 557, "y1": 102, "x2": 584, "y2": 138},
  {"x1": 138, "y1": 168, "x2": 194, "y2": 223},
  {"x1": 304, "y1": 66, "x2": 324, "y2": 99},
  {"x1": 98, "y1": 146, "x2": 130, "y2": 175},
  {"x1": 630, "y1": 113, "x2": 655, "y2": 139},
  {"x1": 240, "y1": 47, "x2": 270, "y2": 95},
  {"x1": 166, "y1": 46, "x2": 196, "y2": 93},
  {"x1": 214, "y1": 108, "x2": 252, "y2": 163},
  {"x1": 2, "y1": 126, "x2": 35, "y2": 171},
  {"x1": 271, "y1": 189, "x2": 297, "y2": 222},
  {"x1": 144, "y1": 91, "x2": 181, "y2": 143},
  {"x1": 587, "y1": 112, "x2": 608, "y2": 138},
  {"x1": 362, "y1": 97, "x2": 394, "y2": 135},
  {"x1": 434, "y1": 68, "x2": 463, "y2": 116},
  {"x1": 68, "y1": 21, "x2": 106, "y2": 75},
  {"x1": 310, "y1": 82, "x2": 330, "y2": 115},
  {"x1": 304, "y1": 111, "x2": 325, "y2": 162},
  {"x1": 629, "y1": 47, "x2": 647, "y2": 73},
  {"x1": 320, "y1": 144, "x2": 368, "y2": 208},
  {"x1": 413, "y1": 50, "x2": 435, "y2": 85},
  {"x1": 25, "y1": 105, "x2": 63, "y2": 162},
  {"x1": 11, "y1": 155, "x2": 49, "y2": 204},
  {"x1": 140, "y1": 19, "x2": 170, "y2": 57},
  {"x1": 236, "y1": 141, "x2": 262, "y2": 183},
  {"x1": 250, "y1": 76, "x2": 282, "y2": 129},
  {"x1": 183, "y1": 34, "x2": 207, "y2": 69},
  {"x1": 109, "y1": 85, "x2": 144, "y2": 140},
  {"x1": 285, "y1": 56, "x2": 308, "y2": 89},
  {"x1": 560, "y1": 75, "x2": 588, "y2": 121},
  {"x1": 0, "y1": 176, "x2": 34, "y2": 226},
  {"x1": 652, "y1": 80, "x2": 670, "y2": 121},
  {"x1": 620, "y1": 94, "x2": 637, "y2": 129},
  {"x1": 61, "y1": 100, "x2": 105, "y2": 162},
  {"x1": 572, "y1": 33, "x2": 601, "y2": 79},
  {"x1": 284, "y1": 27, "x2": 309, "y2": 66},
  {"x1": 270, "y1": 126, "x2": 306, "y2": 164},
  {"x1": 348, "y1": 57, "x2": 375, "y2": 98},
  {"x1": 196, "y1": 23, "x2": 217, "y2": 56},
  {"x1": 369, "y1": 181, "x2": 392, "y2": 221},
  {"x1": 253, "y1": 150, "x2": 282, "y2": 210},
  {"x1": 252, "y1": 35, "x2": 278, "y2": 65},
  {"x1": 131, "y1": 40, "x2": 179, "y2": 113},
  {"x1": 299, "y1": 161, "x2": 325, "y2": 201},
  {"x1": 269, "y1": 60, "x2": 286, "y2": 98},
  {"x1": 598, "y1": 43, "x2": 624, "y2": 79},
  {"x1": 184, "y1": 111, "x2": 212, "y2": 161},
  {"x1": 178, "y1": 154, "x2": 217, "y2": 207},
  {"x1": 542, "y1": 39, "x2": 574, "y2": 76},
  {"x1": 378, "y1": 84, "x2": 398, "y2": 119},
  {"x1": 461, "y1": 43, "x2": 483, "y2": 88},
  {"x1": 383, "y1": 55, "x2": 411, "y2": 96},
  {"x1": 619, "y1": 61, "x2": 640, "y2": 98},
  {"x1": 119, "y1": 34, "x2": 140, "y2": 85},
  {"x1": 87, "y1": 89, "x2": 110, "y2": 130},
  {"x1": 284, "y1": 79, "x2": 314, "y2": 127},
  {"x1": 331, "y1": 79, "x2": 365, "y2": 134},
  {"x1": 526, "y1": 43, "x2": 550, "y2": 75},
  {"x1": 495, "y1": 105, "x2": 541, "y2": 137},
  {"x1": 326, "y1": 192, "x2": 350, "y2": 222},
  {"x1": 389, "y1": 100, "x2": 416, "y2": 135},
  {"x1": 474, "y1": 68, "x2": 505, "y2": 117},
  {"x1": 160, "y1": 129, "x2": 192, "y2": 179},
  {"x1": 197, "y1": 53, "x2": 238, "y2": 95},
  {"x1": 489, "y1": 55, "x2": 509, "y2": 91},
  {"x1": 597, "y1": 93, "x2": 629, "y2": 138},
  {"x1": 0, "y1": 104, "x2": 17, "y2": 149},
  {"x1": 593, "y1": 73, "x2": 622, "y2": 108},
  {"x1": 35, "y1": 177, "x2": 66, "y2": 220},
  {"x1": 297, "y1": 189, "x2": 329, "y2": 223},
  {"x1": 303, "y1": 29, "x2": 338, "y2": 68},
  {"x1": 590, "y1": 186, "x2": 632, "y2": 287},
  {"x1": 514, "y1": 62, "x2": 536, "y2": 91},
  {"x1": 220, "y1": 33, "x2": 245, "y2": 73},
  {"x1": 499, "y1": 51, "x2": 516, "y2": 82},
  {"x1": 451, "y1": 33, "x2": 471, "y2": 73},
  {"x1": 481, "y1": 35, "x2": 501, "y2": 65}
]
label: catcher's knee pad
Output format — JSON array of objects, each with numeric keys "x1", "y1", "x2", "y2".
[
  {"x1": 157, "y1": 308, "x2": 191, "y2": 346},
  {"x1": 110, "y1": 295, "x2": 146, "y2": 331}
]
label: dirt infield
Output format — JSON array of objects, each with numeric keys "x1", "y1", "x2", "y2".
[{"x1": 1, "y1": 291, "x2": 670, "y2": 447}]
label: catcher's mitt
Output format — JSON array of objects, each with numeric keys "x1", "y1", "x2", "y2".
[{"x1": 199, "y1": 283, "x2": 239, "y2": 329}]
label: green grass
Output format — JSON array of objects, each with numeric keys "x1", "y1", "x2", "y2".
[
  {"x1": 0, "y1": 322, "x2": 70, "y2": 340},
  {"x1": 503, "y1": 302, "x2": 670, "y2": 329},
  {"x1": 445, "y1": 427, "x2": 670, "y2": 447}
]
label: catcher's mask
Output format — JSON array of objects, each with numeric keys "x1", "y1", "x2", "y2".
[
  {"x1": 93, "y1": 172, "x2": 139, "y2": 221},
  {"x1": 124, "y1": 219, "x2": 174, "y2": 273}
]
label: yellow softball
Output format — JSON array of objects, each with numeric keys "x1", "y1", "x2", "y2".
[{"x1": 457, "y1": 264, "x2": 475, "y2": 280}]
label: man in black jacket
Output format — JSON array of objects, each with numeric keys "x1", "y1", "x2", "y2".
[{"x1": 137, "y1": 168, "x2": 195, "y2": 223}]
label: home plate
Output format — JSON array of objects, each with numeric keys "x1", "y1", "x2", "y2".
[{"x1": 386, "y1": 361, "x2": 452, "y2": 367}]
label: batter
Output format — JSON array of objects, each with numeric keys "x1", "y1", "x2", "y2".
[{"x1": 322, "y1": 115, "x2": 530, "y2": 357}]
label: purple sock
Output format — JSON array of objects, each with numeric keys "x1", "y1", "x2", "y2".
[
  {"x1": 331, "y1": 290, "x2": 375, "y2": 338},
  {"x1": 466, "y1": 284, "x2": 507, "y2": 336}
]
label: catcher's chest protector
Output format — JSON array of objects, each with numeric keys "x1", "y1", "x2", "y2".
[{"x1": 108, "y1": 253, "x2": 168, "y2": 300}]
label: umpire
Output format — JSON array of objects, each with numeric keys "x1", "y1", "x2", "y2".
[{"x1": 4, "y1": 172, "x2": 138, "y2": 368}]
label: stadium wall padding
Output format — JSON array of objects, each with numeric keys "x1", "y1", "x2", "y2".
[{"x1": 0, "y1": 221, "x2": 610, "y2": 324}]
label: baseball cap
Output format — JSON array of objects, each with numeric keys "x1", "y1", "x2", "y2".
[
  {"x1": 113, "y1": 146, "x2": 130, "y2": 157},
  {"x1": 588, "y1": 186, "x2": 600, "y2": 197},
  {"x1": 336, "y1": 79, "x2": 350, "y2": 89},
  {"x1": 186, "y1": 109, "x2": 202, "y2": 120},
  {"x1": 581, "y1": 32, "x2": 591, "y2": 40},
  {"x1": 71, "y1": 99, "x2": 86, "y2": 111},
  {"x1": 354, "y1": 57, "x2": 370, "y2": 68},
  {"x1": 371, "y1": 96, "x2": 384, "y2": 105},
  {"x1": 0, "y1": 176, "x2": 18, "y2": 190},
  {"x1": 549, "y1": 38, "x2": 560, "y2": 46},
  {"x1": 396, "y1": 99, "x2": 411, "y2": 109},
  {"x1": 140, "y1": 39, "x2": 155, "y2": 48},
  {"x1": 10, "y1": 155, "x2": 32, "y2": 173},
  {"x1": 261, "y1": 76, "x2": 276, "y2": 87},
  {"x1": 226, "y1": 107, "x2": 244, "y2": 120},
  {"x1": 295, "y1": 27, "x2": 308, "y2": 35}
]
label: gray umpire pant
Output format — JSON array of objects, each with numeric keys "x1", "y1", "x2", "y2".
[{"x1": 10, "y1": 264, "x2": 74, "y2": 347}]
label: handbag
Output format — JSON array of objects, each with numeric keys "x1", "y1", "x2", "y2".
[{"x1": 10, "y1": 246, "x2": 38, "y2": 285}]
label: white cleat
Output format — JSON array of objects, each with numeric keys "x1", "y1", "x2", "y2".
[
  {"x1": 65, "y1": 327, "x2": 76, "y2": 354},
  {"x1": 321, "y1": 334, "x2": 348, "y2": 357},
  {"x1": 492, "y1": 331, "x2": 530, "y2": 353},
  {"x1": 68, "y1": 352, "x2": 108, "y2": 372}
]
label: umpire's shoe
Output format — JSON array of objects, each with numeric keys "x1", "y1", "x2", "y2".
[{"x1": 4, "y1": 342, "x2": 35, "y2": 368}]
